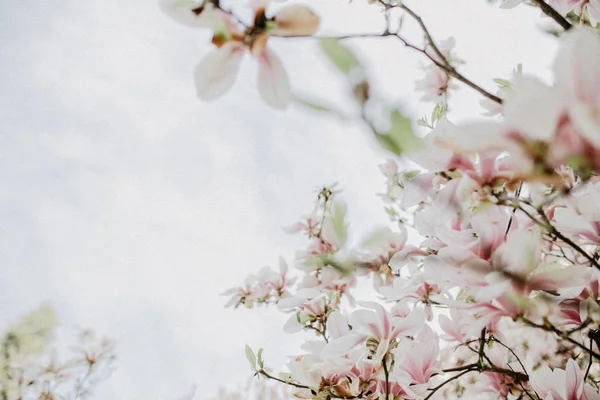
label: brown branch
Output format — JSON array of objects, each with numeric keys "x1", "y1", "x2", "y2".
[
  {"x1": 499, "y1": 197, "x2": 600, "y2": 271},
  {"x1": 258, "y1": 369, "x2": 311, "y2": 390},
  {"x1": 531, "y1": 0, "x2": 572, "y2": 30},
  {"x1": 424, "y1": 368, "x2": 477, "y2": 400},
  {"x1": 397, "y1": 3, "x2": 503, "y2": 104},
  {"x1": 522, "y1": 318, "x2": 600, "y2": 360}
]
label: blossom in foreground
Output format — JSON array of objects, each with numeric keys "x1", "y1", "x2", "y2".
[
  {"x1": 161, "y1": 0, "x2": 319, "y2": 108},
  {"x1": 529, "y1": 359, "x2": 600, "y2": 400},
  {"x1": 441, "y1": 28, "x2": 600, "y2": 180}
]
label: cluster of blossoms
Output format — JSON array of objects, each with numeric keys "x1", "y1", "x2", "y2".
[
  {"x1": 163, "y1": 0, "x2": 600, "y2": 399},
  {"x1": 0, "y1": 305, "x2": 115, "y2": 400}
]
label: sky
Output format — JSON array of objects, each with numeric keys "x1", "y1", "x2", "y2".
[{"x1": 0, "y1": 0, "x2": 559, "y2": 398}]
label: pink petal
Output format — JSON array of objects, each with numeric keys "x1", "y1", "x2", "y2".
[
  {"x1": 256, "y1": 49, "x2": 291, "y2": 109},
  {"x1": 565, "y1": 359, "x2": 584, "y2": 400},
  {"x1": 194, "y1": 42, "x2": 245, "y2": 101}
]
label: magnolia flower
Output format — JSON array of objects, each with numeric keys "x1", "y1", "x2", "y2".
[
  {"x1": 445, "y1": 28, "x2": 600, "y2": 178},
  {"x1": 415, "y1": 38, "x2": 460, "y2": 104},
  {"x1": 323, "y1": 302, "x2": 424, "y2": 362},
  {"x1": 529, "y1": 359, "x2": 600, "y2": 400},
  {"x1": 161, "y1": 0, "x2": 320, "y2": 108}
]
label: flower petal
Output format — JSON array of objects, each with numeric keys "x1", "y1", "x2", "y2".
[
  {"x1": 256, "y1": 49, "x2": 291, "y2": 109},
  {"x1": 160, "y1": 0, "x2": 207, "y2": 27},
  {"x1": 554, "y1": 27, "x2": 600, "y2": 105},
  {"x1": 565, "y1": 358, "x2": 584, "y2": 400},
  {"x1": 194, "y1": 42, "x2": 245, "y2": 101},
  {"x1": 272, "y1": 5, "x2": 320, "y2": 36}
]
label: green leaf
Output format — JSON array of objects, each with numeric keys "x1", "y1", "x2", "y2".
[
  {"x1": 376, "y1": 110, "x2": 422, "y2": 156},
  {"x1": 329, "y1": 201, "x2": 347, "y2": 247},
  {"x1": 257, "y1": 348, "x2": 264, "y2": 368},
  {"x1": 319, "y1": 38, "x2": 362, "y2": 76},
  {"x1": 203, "y1": 5, "x2": 232, "y2": 41},
  {"x1": 431, "y1": 103, "x2": 447, "y2": 123},
  {"x1": 278, "y1": 372, "x2": 293, "y2": 381},
  {"x1": 245, "y1": 345, "x2": 257, "y2": 370},
  {"x1": 293, "y1": 95, "x2": 349, "y2": 121},
  {"x1": 493, "y1": 78, "x2": 511, "y2": 89}
]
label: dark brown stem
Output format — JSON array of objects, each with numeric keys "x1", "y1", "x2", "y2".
[
  {"x1": 531, "y1": 0, "x2": 572, "y2": 30},
  {"x1": 523, "y1": 318, "x2": 600, "y2": 360},
  {"x1": 424, "y1": 368, "x2": 476, "y2": 400},
  {"x1": 585, "y1": 337, "x2": 594, "y2": 381},
  {"x1": 397, "y1": 3, "x2": 503, "y2": 104},
  {"x1": 382, "y1": 354, "x2": 390, "y2": 400},
  {"x1": 258, "y1": 369, "x2": 311, "y2": 390}
]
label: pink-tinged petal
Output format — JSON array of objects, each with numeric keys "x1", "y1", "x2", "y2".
[
  {"x1": 327, "y1": 311, "x2": 350, "y2": 339},
  {"x1": 565, "y1": 359, "x2": 584, "y2": 400},
  {"x1": 282, "y1": 221, "x2": 306, "y2": 234},
  {"x1": 569, "y1": 101, "x2": 600, "y2": 148},
  {"x1": 389, "y1": 245, "x2": 428, "y2": 271},
  {"x1": 438, "y1": 314, "x2": 463, "y2": 342},
  {"x1": 390, "y1": 308, "x2": 425, "y2": 339},
  {"x1": 584, "y1": 385, "x2": 600, "y2": 400},
  {"x1": 278, "y1": 256, "x2": 288, "y2": 275},
  {"x1": 271, "y1": 5, "x2": 320, "y2": 37},
  {"x1": 194, "y1": 42, "x2": 245, "y2": 101},
  {"x1": 256, "y1": 49, "x2": 291, "y2": 109},
  {"x1": 529, "y1": 364, "x2": 553, "y2": 398},
  {"x1": 555, "y1": 27, "x2": 600, "y2": 105},
  {"x1": 160, "y1": 0, "x2": 208, "y2": 28},
  {"x1": 530, "y1": 266, "x2": 589, "y2": 291}
]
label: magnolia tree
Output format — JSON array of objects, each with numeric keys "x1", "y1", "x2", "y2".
[{"x1": 164, "y1": 0, "x2": 600, "y2": 399}]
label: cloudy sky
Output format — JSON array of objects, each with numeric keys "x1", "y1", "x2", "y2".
[{"x1": 0, "y1": 0, "x2": 558, "y2": 398}]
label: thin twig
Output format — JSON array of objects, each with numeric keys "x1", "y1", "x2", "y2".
[
  {"x1": 396, "y1": 3, "x2": 502, "y2": 104},
  {"x1": 258, "y1": 369, "x2": 311, "y2": 390},
  {"x1": 531, "y1": 0, "x2": 572, "y2": 30},
  {"x1": 382, "y1": 354, "x2": 390, "y2": 400},
  {"x1": 585, "y1": 337, "x2": 594, "y2": 381},
  {"x1": 424, "y1": 368, "x2": 476, "y2": 400},
  {"x1": 522, "y1": 318, "x2": 600, "y2": 360}
]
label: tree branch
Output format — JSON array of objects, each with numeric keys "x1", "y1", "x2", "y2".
[{"x1": 531, "y1": 0, "x2": 572, "y2": 30}]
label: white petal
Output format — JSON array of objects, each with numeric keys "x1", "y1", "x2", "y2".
[
  {"x1": 504, "y1": 75, "x2": 564, "y2": 142},
  {"x1": 554, "y1": 27, "x2": 600, "y2": 105},
  {"x1": 588, "y1": 1, "x2": 600, "y2": 27},
  {"x1": 283, "y1": 314, "x2": 303, "y2": 333},
  {"x1": 569, "y1": 101, "x2": 600, "y2": 148},
  {"x1": 194, "y1": 42, "x2": 245, "y2": 101},
  {"x1": 499, "y1": 0, "x2": 525, "y2": 8},
  {"x1": 256, "y1": 49, "x2": 291, "y2": 109},
  {"x1": 160, "y1": 0, "x2": 208, "y2": 28}
]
